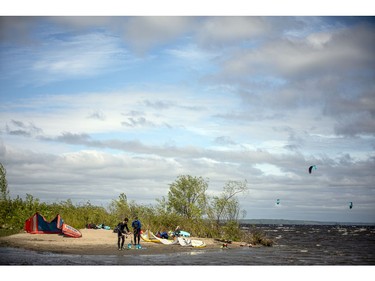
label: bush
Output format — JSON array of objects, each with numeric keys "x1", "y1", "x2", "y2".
[
  {"x1": 221, "y1": 220, "x2": 242, "y2": 241},
  {"x1": 240, "y1": 227, "x2": 274, "y2": 246}
]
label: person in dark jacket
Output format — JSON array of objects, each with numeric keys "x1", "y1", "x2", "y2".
[
  {"x1": 117, "y1": 218, "x2": 130, "y2": 250},
  {"x1": 131, "y1": 216, "x2": 142, "y2": 245}
]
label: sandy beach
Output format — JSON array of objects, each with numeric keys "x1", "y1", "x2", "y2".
[{"x1": 0, "y1": 229, "x2": 244, "y2": 255}]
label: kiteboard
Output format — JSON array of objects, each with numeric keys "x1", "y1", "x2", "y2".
[
  {"x1": 62, "y1": 223, "x2": 82, "y2": 238},
  {"x1": 178, "y1": 237, "x2": 206, "y2": 247},
  {"x1": 124, "y1": 244, "x2": 145, "y2": 250},
  {"x1": 191, "y1": 239, "x2": 206, "y2": 248},
  {"x1": 177, "y1": 237, "x2": 191, "y2": 246}
]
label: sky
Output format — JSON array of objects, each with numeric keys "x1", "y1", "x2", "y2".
[{"x1": 1, "y1": 15, "x2": 374, "y2": 224}]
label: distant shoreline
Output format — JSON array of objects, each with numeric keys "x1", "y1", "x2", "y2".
[{"x1": 239, "y1": 219, "x2": 375, "y2": 226}]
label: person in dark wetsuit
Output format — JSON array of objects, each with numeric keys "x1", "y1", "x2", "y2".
[
  {"x1": 131, "y1": 216, "x2": 142, "y2": 245},
  {"x1": 117, "y1": 218, "x2": 130, "y2": 250}
]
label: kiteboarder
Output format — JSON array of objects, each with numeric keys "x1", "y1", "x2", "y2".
[
  {"x1": 117, "y1": 217, "x2": 130, "y2": 250},
  {"x1": 132, "y1": 216, "x2": 142, "y2": 247}
]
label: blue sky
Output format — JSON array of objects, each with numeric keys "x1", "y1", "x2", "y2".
[{"x1": 1, "y1": 15, "x2": 374, "y2": 223}]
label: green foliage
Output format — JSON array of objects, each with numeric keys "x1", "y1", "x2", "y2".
[
  {"x1": 0, "y1": 163, "x2": 9, "y2": 202},
  {"x1": 167, "y1": 175, "x2": 208, "y2": 220},
  {"x1": 0, "y1": 228, "x2": 20, "y2": 237},
  {"x1": 55, "y1": 199, "x2": 116, "y2": 229},
  {"x1": 108, "y1": 193, "x2": 130, "y2": 221},
  {"x1": 209, "y1": 180, "x2": 248, "y2": 224},
  {"x1": 240, "y1": 226, "x2": 274, "y2": 247},
  {"x1": 222, "y1": 220, "x2": 242, "y2": 241},
  {"x1": 0, "y1": 163, "x2": 10, "y2": 228}
]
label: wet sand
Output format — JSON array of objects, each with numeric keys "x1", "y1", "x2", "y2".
[{"x1": 0, "y1": 229, "x2": 243, "y2": 255}]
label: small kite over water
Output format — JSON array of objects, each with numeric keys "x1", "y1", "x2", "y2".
[
  {"x1": 349, "y1": 202, "x2": 353, "y2": 209},
  {"x1": 308, "y1": 165, "x2": 317, "y2": 174},
  {"x1": 276, "y1": 199, "x2": 280, "y2": 205}
]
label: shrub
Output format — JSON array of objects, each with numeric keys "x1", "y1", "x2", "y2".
[{"x1": 240, "y1": 227, "x2": 274, "y2": 246}]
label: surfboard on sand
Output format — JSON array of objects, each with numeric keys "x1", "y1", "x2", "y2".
[
  {"x1": 178, "y1": 237, "x2": 206, "y2": 248},
  {"x1": 191, "y1": 239, "x2": 206, "y2": 248}
]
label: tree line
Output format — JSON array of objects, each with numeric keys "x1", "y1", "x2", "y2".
[{"x1": 0, "y1": 162, "x2": 272, "y2": 245}]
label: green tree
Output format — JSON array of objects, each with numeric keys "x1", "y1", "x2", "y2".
[
  {"x1": 109, "y1": 193, "x2": 131, "y2": 220},
  {"x1": 0, "y1": 163, "x2": 10, "y2": 229},
  {"x1": 0, "y1": 162, "x2": 9, "y2": 201},
  {"x1": 167, "y1": 175, "x2": 208, "y2": 220},
  {"x1": 209, "y1": 180, "x2": 248, "y2": 226}
]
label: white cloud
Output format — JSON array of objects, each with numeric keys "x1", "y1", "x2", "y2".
[
  {"x1": 121, "y1": 17, "x2": 195, "y2": 53},
  {"x1": 197, "y1": 17, "x2": 270, "y2": 45},
  {"x1": 306, "y1": 31, "x2": 332, "y2": 49},
  {"x1": 33, "y1": 33, "x2": 128, "y2": 80},
  {"x1": 1, "y1": 31, "x2": 130, "y2": 86},
  {"x1": 227, "y1": 23, "x2": 374, "y2": 78}
]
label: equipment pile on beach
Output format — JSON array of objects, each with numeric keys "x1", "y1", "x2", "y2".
[{"x1": 140, "y1": 229, "x2": 206, "y2": 248}]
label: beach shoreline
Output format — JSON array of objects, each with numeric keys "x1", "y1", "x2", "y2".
[{"x1": 0, "y1": 228, "x2": 243, "y2": 256}]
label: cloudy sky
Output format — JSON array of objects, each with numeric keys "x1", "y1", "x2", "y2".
[{"x1": 0, "y1": 16, "x2": 374, "y2": 223}]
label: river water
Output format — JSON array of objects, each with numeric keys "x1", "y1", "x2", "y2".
[{"x1": 1, "y1": 224, "x2": 374, "y2": 265}]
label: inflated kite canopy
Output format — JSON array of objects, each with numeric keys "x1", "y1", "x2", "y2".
[{"x1": 308, "y1": 165, "x2": 317, "y2": 174}]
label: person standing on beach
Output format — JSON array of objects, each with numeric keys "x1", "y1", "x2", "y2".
[
  {"x1": 117, "y1": 218, "x2": 130, "y2": 250},
  {"x1": 132, "y1": 216, "x2": 142, "y2": 246}
]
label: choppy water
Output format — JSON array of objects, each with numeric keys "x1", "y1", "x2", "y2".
[{"x1": 1, "y1": 224, "x2": 374, "y2": 265}]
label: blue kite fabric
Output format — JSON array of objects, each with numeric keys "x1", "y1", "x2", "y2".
[{"x1": 24, "y1": 212, "x2": 64, "y2": 234}]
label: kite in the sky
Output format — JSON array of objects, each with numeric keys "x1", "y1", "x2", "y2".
[
  {"x1": 308, "y1": 165, "x2": 317, "y2": 174},
  {"x1": 349, "y1": 202, "x2": 353, "y2": 209},
  {"x1": 276, "y1": 199, "x2": 280, "y2": 205}
]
